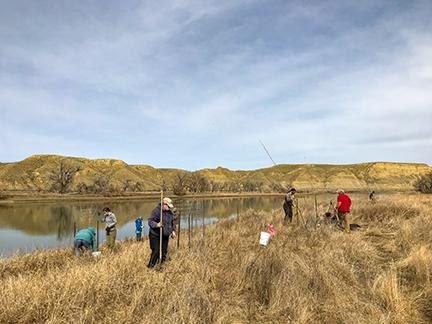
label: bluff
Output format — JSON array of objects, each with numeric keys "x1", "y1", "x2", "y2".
[{"x1": 0, "y1": 155, "x2": 430, "y2": 194}]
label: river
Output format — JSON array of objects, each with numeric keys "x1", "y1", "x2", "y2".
[{"x1": 0, "y1": 196, "x2": 286, "y2": 256}]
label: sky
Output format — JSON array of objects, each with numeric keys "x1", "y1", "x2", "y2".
[{"x1": 1, "y1": 0, "x2": 431, "y2": 170}]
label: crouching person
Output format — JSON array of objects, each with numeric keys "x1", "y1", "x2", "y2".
[
  {"x1": 74, "y1": 227, "x2": 97, "y2": 256},
  {"x1": 147, "y1": 197, "x2": 176, "y2": 268}
]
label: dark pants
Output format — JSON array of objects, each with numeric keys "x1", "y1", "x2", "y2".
[
  {"x1": 74, "y1": 239, "x2": 92, "y2": 256},
  {"x1": 136, "y1": 230, "x2": 142, "y2": 241},
  {"x1": 148, "y1": 232, "x2": 169, "y2": 268},
  {"x1": 283, "y1": 202, "x2": 293, "y2": 224}
]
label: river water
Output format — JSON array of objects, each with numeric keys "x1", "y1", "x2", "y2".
[{"x1": 0, "y1": 196, "x2": 287, "y2": 256}]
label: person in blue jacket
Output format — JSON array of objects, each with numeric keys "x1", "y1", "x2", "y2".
[
  {"x1": 147, "y1": 197, "x2": 176, "y2": 268},
  {"x1": 135, "y1": 216, "x2": 143, "y2": 241},
  {"x1": 74, "y1": 227, "x2": 97, "y2": 256}
]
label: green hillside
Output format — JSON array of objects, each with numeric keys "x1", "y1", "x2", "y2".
[{"x1": 0, "y1": 155, "x2": 430, "y2": 194}]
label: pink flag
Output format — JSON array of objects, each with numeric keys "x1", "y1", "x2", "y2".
[{"x1": 267, "y1": 224, "x2": 276, "y2": 237}]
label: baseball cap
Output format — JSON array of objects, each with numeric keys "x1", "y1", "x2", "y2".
[{"x1": 163, "y1": 197, "x2": 174, "y2": 208}]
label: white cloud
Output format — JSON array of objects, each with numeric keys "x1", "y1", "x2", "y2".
[{"x1": 0, "y1": 0, "x2": 431, "y2": 168}]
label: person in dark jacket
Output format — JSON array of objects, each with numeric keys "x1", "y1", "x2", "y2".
[
  {"x1": 147, "y1": 197, "x2": 176, "y2": 268},
  {"x1": 74, "y1": 227, "x2": 97, "y2": 256},
  {"x1": 369, "y1": 190, "x2": 375, "y2": 202},
  {"x1": 283, "y1": 188, "x2": 297, "y2": 225}
]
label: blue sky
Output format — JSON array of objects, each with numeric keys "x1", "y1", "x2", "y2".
[{"x1": 1, "y1": 0, "x2": 431, "y2": 170}]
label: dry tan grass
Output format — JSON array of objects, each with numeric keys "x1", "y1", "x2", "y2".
[{"x1": 1, "y1": 195, "x2": 432, "y2": 323}]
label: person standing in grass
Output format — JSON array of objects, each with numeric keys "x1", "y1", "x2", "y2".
[
  {"x1": 147, "y1": 197, "x2": 176, "y2": 268},
  {"x1": 135, "y1": 216, "x2": 143, "y2": 241},
  {"x1": 283, "y1": 188, "x2": 297, "y2": 225},
  {"x1": 102, "y1": 207, "x2": 117, "y2": 250},
  {"x1": 369, "y1": 190, "x2": 376, "y2": 202},
  {"x1": 74, "y1": 227, "x2": 97, "y2": 256},
  {"x1": 335, "y1": 189, "x2": 352, "y2": 233}
]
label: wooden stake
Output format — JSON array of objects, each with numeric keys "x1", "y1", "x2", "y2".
[
  {"x1": 177, "y1": 211, "x2": 181, "y2": 249},
  {"x1": 237, "y1": 201, "x2": 240, "y2": 221},
  {"x1": 159, "y1": 191, "x2": 163, "y2": 263},
  {"x1": 96, "y1": 220, "x2": 99, "y2": 250},
  {"x1": 188, "y1": 211, "x2": 191, "y2": 249},
  {"x1": 202, "y1": 201, "x2": 205, "y2": 244}
]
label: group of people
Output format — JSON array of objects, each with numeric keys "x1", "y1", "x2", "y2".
[
  {"x1": 74, "y1": 188, "x2": 366, "y2": 265},
  {"x1": 73, "y1": 197, "x2": 177, "y2": 268},
  {"x1": 283, "y1": 188, "x2": 353, "y2": 233},
  {"x1": 74, "y1": 207, "x2": 117, "y2": 256}
]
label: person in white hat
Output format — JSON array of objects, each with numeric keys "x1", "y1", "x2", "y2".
[{"x1": 147, "y1": 197, "x2": 176, "y2": 268}]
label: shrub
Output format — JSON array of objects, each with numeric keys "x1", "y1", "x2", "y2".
[{"x1": 415, "y1": 172, "x2": 432, "y2": 193}]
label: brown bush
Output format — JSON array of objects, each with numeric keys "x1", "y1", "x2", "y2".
[{"x1": 415, "y1": 172, "x2": 432, "y2": 193}]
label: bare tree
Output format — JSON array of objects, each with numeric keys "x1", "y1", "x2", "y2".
[
  {"x1": 172, "y1": 174, "x2": 188, "y2": 196},
  {"x1": 50, "y1": 159, "x2": 81, "y2": 193},
  {"x1": 161, "y1": 179, "x2": 169, "y2": 192},
  {"x1": 186, "y1": 172, "x2": 210, "y2": 193},
  {"x1": 243, "y1": 180, "x2": 263, "y2": 192},
  {"x1": 122, "y1": 179, "x2": 143, "y2": 192},
  {"x1": 269, "y1": 182, "x2": 288, "y2": 193}
]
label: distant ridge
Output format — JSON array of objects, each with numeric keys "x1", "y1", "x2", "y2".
[{"x1": 0, "y1": 155, "x2": 430, "y2": 194}]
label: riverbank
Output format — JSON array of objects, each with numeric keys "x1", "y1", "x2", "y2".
[
  {"x1": 0, "y1": 189, "x2": 415, "y2": 205},
  {"x1": 0, "y1": 191, "x2": 284, "y2": 204},
  {"x1": 1, "y1": 195, "x2": 431, "y2": 323}
]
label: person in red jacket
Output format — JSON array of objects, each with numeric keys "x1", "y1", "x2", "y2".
[{"x1": 335, "y1": 189, "x2": 352, "y2": 233}]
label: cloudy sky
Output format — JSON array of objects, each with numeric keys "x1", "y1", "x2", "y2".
[{"x1": 1, "y1": 0, "x2": 431, "y2": 170}]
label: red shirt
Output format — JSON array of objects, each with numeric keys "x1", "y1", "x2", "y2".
[{"x1": 337, "y1": 193, "x2": 351, "y2": 213}]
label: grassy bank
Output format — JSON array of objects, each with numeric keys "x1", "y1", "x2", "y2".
[
  {"x1": 1, "y1": 195, "x2": 432, "y2": 323},
  {"x1": 0, "y1": 191, "x2": 286, "y2": 204}
]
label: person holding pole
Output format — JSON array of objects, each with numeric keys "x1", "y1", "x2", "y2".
[
  {"x1": 283, "y1": 188, "x2": 297, "y2": 225},
  {"x1": 147, "y1": 197, "x2": 176, "y2": 268},
  {"x1": 102, "y1": 207, "x2": 117, "y2": 251}
]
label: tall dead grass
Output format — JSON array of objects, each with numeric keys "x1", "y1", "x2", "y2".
[{"x1": 0, "y1": 195, "x2": 431, "y2": 323}]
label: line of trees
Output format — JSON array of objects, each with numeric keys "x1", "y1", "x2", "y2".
[
  {"x1": 47, "y1": 161, "x2": 289, "y2": 195},
  {"x1": 171, "y1": 172, "x2": 287, "y2": 195}
]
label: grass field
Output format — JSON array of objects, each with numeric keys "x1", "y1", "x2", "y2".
[{"x1": 1, "y1": 194, "x2": 431, "y2": 323}]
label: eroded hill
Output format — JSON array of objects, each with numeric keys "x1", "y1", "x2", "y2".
[{"x1": 0, "y1": 155, "x2": 430, "y2": 194}]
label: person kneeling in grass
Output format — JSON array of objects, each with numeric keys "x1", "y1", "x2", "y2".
[{"x1": 74, "y1": 227, "x2": 97, "y2": 256}]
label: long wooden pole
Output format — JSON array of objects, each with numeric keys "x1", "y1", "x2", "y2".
[
  {"x1": 202, "y1": 201, "x2": 205, "y2": 244},
  {"x1": 177, "y1": 211, "x2": 181, "y2": 249},
  {"x1": 96, "y1": 220, "x2": 99, "y2": 250},
  {"x1": 314, "y1": 194, "x2": 318, "y2": 220},
  {"x1": 188, "y1": 211, "x2": 191, "y2": 249},
  {"x1": 159, "y1": 191, "x2": 163, "y2": 263},
  {"x1": 237, "y1": 201, "x2": 240, "y2": 221}
]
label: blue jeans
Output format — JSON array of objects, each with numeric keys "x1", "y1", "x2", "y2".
[{"x1": 74, "y1": 239, "x2": 92, "y2": 256}]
